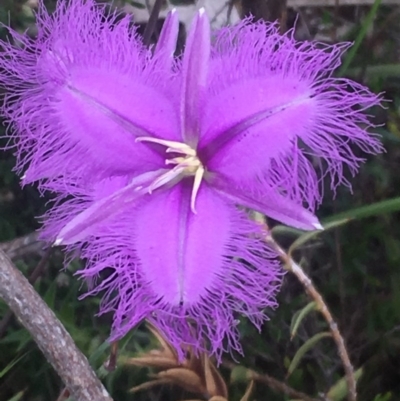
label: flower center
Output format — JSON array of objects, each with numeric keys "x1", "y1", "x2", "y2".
[{"x1": 136, "y1": 137, "x2": 205, "y2": 213}]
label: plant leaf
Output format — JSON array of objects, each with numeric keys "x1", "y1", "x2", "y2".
[
  {"x1": 327, "y1": 368, "x2": 363, "y2": 401},
  {"x1": 240, "y1": 380, "x2": 255, "y2": 401},
  {"x1": 88, "y1": 340, "x2": 110, "y2": 367},
  {"x1": 203, "y1": 355, "x2": 228, "y2": 398},
  {"x1": 129, "y1": 379, "x2": 169, "y2": 393},
  {"x1": 230, "y1": 366, "x2": 251, "y2": 384},
  {"x1": 6, "y1": 391, "x2": 25, "y2": 401},
  {"x1": 290, "y1": 301, "x2": 317, "y2": 340},
  {"x1": 288, "y1": 219, "x2": 348, "y2": 254},
  {"x1": 157, "y1": 368, "x2": 206, "y2": 394},
  {"x1": 0, "y1": 353, "x2": 27, "y2": 379},
  {"x1": 338, "y1": 0, "x2": 382, "y2": 75},
  {"x1": 287, "y1": 332, "x2": 331, "y2": 377},
  {"x1": 286, "y1": 197, "x2": 400, "y2": 253},
  {"x1": 323, "y1": 197, "x2": 400, "y2": 224}
]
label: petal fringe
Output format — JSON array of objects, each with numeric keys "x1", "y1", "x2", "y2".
[
  {"x1": 0, "y1": 0, "x2": 180, "y2": 188},
  {"x1": 198, "y1": 19, "x2": 383, "y2": 209},
  {"x1": 76, "y1": 181, "x2": 283, "y2": 360}
]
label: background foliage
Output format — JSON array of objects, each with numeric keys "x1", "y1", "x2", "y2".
[{"x1": 0, "y1": 1, "x2": 400, "y2": 400}]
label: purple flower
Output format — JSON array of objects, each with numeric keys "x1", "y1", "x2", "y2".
[{"x1": 0, "y1": 0, "x2": 382, "y2": 358}]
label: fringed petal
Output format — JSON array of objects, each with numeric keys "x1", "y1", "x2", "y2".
[
  {"x1": 55, "y1": 170, "x2": 164, "y2": 245},
  {"x1": 199, "y1": 19, "x2": 383, "y2": 209},
  {"x1": 0, "y1": 0, "x2": 180, "y2": 188},
  {"x1": 209, "y1": 173, "x2": 322, "y2": 231},
  {"x1": 154, "y1": 9, "x2": 179, "y2": 69},
  {"x1": 76, "y1": 181, "x2": 283, "y2": 360},
  {"x1": 38, "y1": 175, "x2": 131, "y2": 246},
  {"x1": 134, "y1": 181, "x2": 229, "y2": 307},
  {"x1": 180, "y1": 9, "x2": 210, "y2": 146}
]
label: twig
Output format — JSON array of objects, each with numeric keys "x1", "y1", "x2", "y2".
[
  {"x1": 0, "y1": 247, "x2": 52, "y2": 338},
  {"x1": 0, "y1": 250, "x2": 113, "y2": 401},
  {"x1": 142, "y1": 0, "x2": 165, "y2": 47},
  {"x1": 28, "y1": 246, "x2": 52, "y2": 282},
  {"x1": 223, "y1": 361, "x2": 319, "y2": 401},
  {"x1": 0, "y1": 232, "x2": 44, "y2": 260},
  {"x1": 265, "y1": 234, "x2": 357, "y2": 401}
]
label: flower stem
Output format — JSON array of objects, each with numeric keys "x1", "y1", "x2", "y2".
[{"x1": 266, "y1": 233, "x2": 357, "y2": 401}]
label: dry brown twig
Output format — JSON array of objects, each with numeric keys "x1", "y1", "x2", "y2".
[{"x1": 0, "y1": 250, "x2": 112, "y2": 401}]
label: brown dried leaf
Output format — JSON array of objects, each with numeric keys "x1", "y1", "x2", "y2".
[
  {"x1": 240, "y1": 380, "x2": 255, "y2": 401},
  {"x1": 203, "y1": 355, "x2": 228, "y2": 398},
  {"x1": 186, "y1": 346, "x2": 204, "y2": 373},
  {"x1": 146, "y1": 322, "x2": 178, "y2": 361},
  {"x1": 124, "y1": 355, "x2": 178, "y2": 370},
  {"x1": 126, "y1": 324, "x2": 231, "y2": 400},
  {"x1": 157, "y1": 368, "x2": 206, "y2": 394},
  {"x1": 129, "y1": 379, "x2": 170, "y2": 393}
]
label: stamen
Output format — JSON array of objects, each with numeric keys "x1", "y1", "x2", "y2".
[
  {"x1": 147, "y1": 165, "x2": 185, "y2": 192},
  {"x1": 166, "y1": 156, "x2": 189, "y2": 166},
  {"x1": 136, "y1": 137, "x2": 196, "y2": 157},
  {"x1": 137, "y1": 136, "x2": 205, "y2": 212},
  {"x1": 191, "y1": 165, "x2": 205, "y2": 214}
]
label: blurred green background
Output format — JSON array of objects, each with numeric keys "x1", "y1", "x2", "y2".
[{"x1": 1, "y1": 0, "x2": 400, "y2": 400}]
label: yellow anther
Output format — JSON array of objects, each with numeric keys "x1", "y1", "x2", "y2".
[{"x1": 137, "y1": 136, "x2": 205, "y2": 213}]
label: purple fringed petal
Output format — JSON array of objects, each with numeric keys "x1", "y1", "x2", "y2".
[
  {"x1": 0, "y1": 0, "x2": 180, "y2": 186},
  {"x1": 209, "y1": 173, "x2": 322, "y2": 230},
  {"x1": 199, "y1": 77, "x2": 313, "y2": 163},
  {"x1": 76, "y1": 181, "x2": 283, "y2": 360},
  {"x1": 56, "y1": 170, "x2": 164, "y2": 245},
  {"x1": 198, "y1": 19, "x2": 383, "y2": 208},
  {"x1": 180, "y1": 9, "x2": 210, "y2": 146},
  {"x1": 154, "y1": 9, "x2": 179, "y2": 68},
  {"x1": 38, "y1": 175, "x2": 131, "y2": 244},
  {"x1": 134, "y1": 181, "x2": 229, "y2": 306}
]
